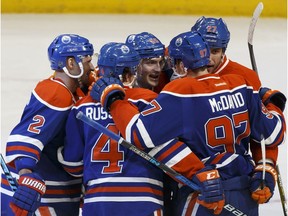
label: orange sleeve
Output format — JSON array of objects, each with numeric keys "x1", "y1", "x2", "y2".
[
  {"x1": 250, "y1": 141, "x2": 278, "y2": 165},
  {"x1": 110, "y1": 100, "x2": 139, "y2": 138},
  {"x1": 171, "y1": 152, "x2": 205, "y2": 179},
  {"x1": 125, "y1": 88, "x2": 158, "y2": 102}
]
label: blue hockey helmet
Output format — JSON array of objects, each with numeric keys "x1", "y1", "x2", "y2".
[
  {"x1": 125, "y1": 32, "x2": 165, "y2": 59},
  {"x1": 191, "y1": 16, "x2": 230, "y2": 51},
  {"x1": 97, "y1": 42, "x2": 141, "y2": 78},
  {"x1": 48, "y1": 34, "x2": 94, "y2": 78},
  {"x1": 168, "y1": 31, "x2": 210, "y2": 70}
]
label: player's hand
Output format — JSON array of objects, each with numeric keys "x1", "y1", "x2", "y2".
[
  {"x1": 259, "y1": 87, "x2": 286, "y2": 111},
  {"x1": 10, "y1": 173, "x2": 46, "y2": 216},
  {"x1": 191, "y1": 166, "x2": 225, "y2": 215},
  {"x1": 90, "y1": 77, "x2": 125, "y2": 111},
  {"x1": 250, "y1": 163, "x2": 277, "y2": 204}
]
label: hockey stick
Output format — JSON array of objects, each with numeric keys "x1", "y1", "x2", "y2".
[
  {"x1": 260, "y1": 134, "x2": 266, "y2": 187},
  {"x1": 276, "y1": 164, "x2": 287, "y2": 216},
  {"x1": 248, "y1": 3, "x2": 287, "y2": 215},
  {"x1": 0, "y1": 153, "x2": 18, "y2": 192},
  {"x1": 248, "y1": 2, "x2": 263, "y2": 72},
  {"x1": 76, "y1": 111, "x2": 200, "y2": 191}
]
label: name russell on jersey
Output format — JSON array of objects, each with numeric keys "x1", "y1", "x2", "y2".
[
  {"x1": 208, "y1": 92, "x2": 245, "y2": 113},
  {"x1": 85, "y1": 106, "x2": 113, "y2": 121}
]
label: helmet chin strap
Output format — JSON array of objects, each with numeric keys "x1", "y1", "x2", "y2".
[
  {"x1": 170, "y1": 67, "x2": 188, "y2": 81},
  {"x1": 120, "y1": 74, "x2": 136, "y2": 88},
  {"x1": 63, "y1": 62, "x2": 84, "y2": 79}
]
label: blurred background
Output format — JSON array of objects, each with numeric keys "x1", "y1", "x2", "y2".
[
  {"x1": 1, "y1": 0, "x2": 287, "y2": 215},
  {"x1": 1, "y1": 0, "x2": 287, "y2": 17}
]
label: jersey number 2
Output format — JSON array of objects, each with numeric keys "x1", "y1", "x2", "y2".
[{"x1": 27, "y1": 115, "x2": 45, "y2": 134}]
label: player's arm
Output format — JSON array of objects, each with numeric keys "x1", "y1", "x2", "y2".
[
  {"x1": 249, "y1": 86, "x2": 283, "y2": 179},
  {"x1": 150, "y1": 139, "x2": 224, "y2": 215},
  {"x1": 6, "y1": 82, "x2": 76, "y2": 216},
  {"x1": 247, "y1": 85, "x2": 286, "y2": 204},
  {"x1": 249, "y1": 99, "x2": 286, "y2": 148},
  {"x1": 91, "y1": 77, "x2": 184, "y2": 148},
  {"x1": 250, "y1": 143, "x2": 278, "y2": 165},
  {"x1": 58, "y1": 107, "x2": 85, "y2": 177},
  {"x1": 9, "y1": 158, "x2": 46, "y2": 216},
  {"x1": 249, "y1": 159, "x2": 278, "y2": 204}
]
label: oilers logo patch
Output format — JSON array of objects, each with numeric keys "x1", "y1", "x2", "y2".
[
  {"x1": 61, "y1": 35, "x2": 72, "y2": 44},
  {"x1": 175, "y1": 37, "x2": 183, "y2": 47},
  {"x1": 121, "y1": 45, "x2": 130, "y2": 54}
]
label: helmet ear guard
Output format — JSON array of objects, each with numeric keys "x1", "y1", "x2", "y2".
[
  {"x1": 168, "y1": 31, "x2": 210, "y2": 70},
  {"x1": 48, "y1": 34, "x2": 94, "y2": 78},
  {"x1": 191, "y1": 16, "x2": 230, "y2": 51}
]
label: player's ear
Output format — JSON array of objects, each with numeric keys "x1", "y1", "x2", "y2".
[
  {"x1": 221, "y1": 48, "x2": 225, "y2": 58},
  {"x1": 179, "y1": 61, "x2": 185, "y2": 70},
  {"x1": 66, "y1": 57, "x2": 75, "y2": 69}
]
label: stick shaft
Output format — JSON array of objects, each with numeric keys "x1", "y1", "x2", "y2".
[
  {"x1": 76, "y1": 111, "x2": 200, "y2": 191},
  {"x1": 0, "y1": 153, "x2": 18, "y2": 191},
  {"x1": 276, "y1": 164, "x2": 288, "y2": 216},
  {"x1": 248, "y1": 43, "x2": 258, "y2": 72},
  {"x1": 260, "y1": 135, "x2": 266, "y2": 181}
]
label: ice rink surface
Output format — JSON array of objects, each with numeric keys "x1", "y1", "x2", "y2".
[{"x1": 1, "y1": 14, "x2": 287, "y2": 215}]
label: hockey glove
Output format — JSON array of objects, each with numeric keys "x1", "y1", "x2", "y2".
[
  {"x1": 259, "y1": 87, "x2": 286, "y2": 111},
  {"x1": 10, "y1": 173, "x2": 46, "y2": 216},
  {"x1": 191, "y1": 166, "x2": 225, "y2": 215},
  {"x1": 90, "y1": 77, "x2": 125, "y2": 111},
  {"x1": 250, "y1": 163, "x2": 277, "y2": 204}
]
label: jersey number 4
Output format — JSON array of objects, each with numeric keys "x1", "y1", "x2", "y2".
[{"x1": 92, "y1": 124, "x2": 124, "y2": 174}]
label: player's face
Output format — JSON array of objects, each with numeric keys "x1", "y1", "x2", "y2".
[
  {"x1": 78, "y1": 55, "x2": 95, "y2": 88},
  {"x1": 136, "y1": 57, "x2": 165, "y2": 90},
  {"x1": 207, "y1": 48, "x2": 224, "y2": 73}
]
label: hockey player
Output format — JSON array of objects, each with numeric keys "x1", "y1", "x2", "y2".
[
  {"x1": 90, "y1": 31, "x2": 286, "y2": 215},
  {"x1": 1, "y1": 34, "x2": 95, "y2": 216},
  {"x1": 125, "y1": 31, "x2": 169, "y2": 92},
  {"x1": 58, "y1": 42, "x2": 165, "y2": 216},
  {"x1": 191, "y1": 17, "x2": 286, "y2": 109},
  {"x1": 124, "y1": 32, "x2": 178, "y2": 215},
  {"x1": 191, "y1": 16, "x2": 287, "y2": 204},
  {"x1": 58, "y1": 42, "x2": 218, "y2": 216}
]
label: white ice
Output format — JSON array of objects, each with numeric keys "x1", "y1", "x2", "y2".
[{"x1": 1, "y1": 14, "x2": 287, "y2": 216}]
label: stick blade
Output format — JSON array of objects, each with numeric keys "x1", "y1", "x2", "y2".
[{"x1": 248, "y1": 2, "x2": 264, "y2": 45}]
